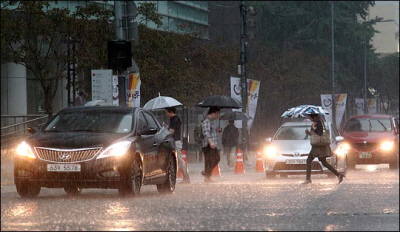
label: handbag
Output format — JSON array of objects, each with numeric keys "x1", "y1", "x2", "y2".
[{"x1": 310, "y1": 120, "x2": 331, "y2": 146}]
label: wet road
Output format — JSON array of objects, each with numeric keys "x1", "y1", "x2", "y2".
[{"x1": 1, "y1": 155, "x2": 399, "y2": 231}]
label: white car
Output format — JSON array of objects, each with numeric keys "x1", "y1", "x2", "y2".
[{"x1": 263, "y1": 121, "x2": 348, "y2": 178}]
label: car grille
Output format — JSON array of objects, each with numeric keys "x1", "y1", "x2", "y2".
[
  {"x1": 34, "y1": 147, "x2": 102, "y2": 162},
  {"x1": 351, "y1": 143, "x2": 379, "y2": 152},
  {"x1": 282, "y1": 153, "x2": 308, "y2": 157}
]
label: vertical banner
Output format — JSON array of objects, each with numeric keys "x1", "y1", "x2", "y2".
[
  {"x1": 112, "y1": 75, "x2": 119, "y2": 106},
  {"x1": 354, "y1": 98, "x2": 376, "y2": 115},
  {"x1": 230, "y1": 76, "x2": 260, "y2": 129},
  {"x1": 126, "y1": 73, "x2": 141, "y2": 107},
  {"x1": 354, "y1": 98, "x2": 364, "y2": 115},
  {"x1": 368, "y1": 99, "x2": 377, "y2": 114},
  {"x1": 320, "y1": 94, "x2": 347, "y2": 126}
]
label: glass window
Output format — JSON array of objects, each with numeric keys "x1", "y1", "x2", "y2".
[
  {"x1": 168, "y1": 2, "x2": 178, "y2": 17},
  {"x1": 44, "y1": 110, "x2": 133, "y2": 133},
  {"x1": 143, "y1": 111, "x2": 161, "y2": 130},
  {"x1": 275, "y1": 126, "x2": 309, "y2": 140},
  {"x1": 157, "y1": 1, "x2": 168, "y2": 15}
]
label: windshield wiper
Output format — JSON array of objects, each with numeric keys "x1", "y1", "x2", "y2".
[
  {"x1": 69, "y1": 129, "x2": 100, "y2": 132},
  {"x1": 376, "y1": 120, "x2": 388, "y2": 132}
]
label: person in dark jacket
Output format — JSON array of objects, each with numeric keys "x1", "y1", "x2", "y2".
[
  {"x1": 164, "y1": 107, "x2": 190, "y2": 184},
  {"x1": 222, "y1": 120, "x2": 239, "y2": 167},
  {"x1": 302, "y1": 114, "x2": 345, "y2": 184}
]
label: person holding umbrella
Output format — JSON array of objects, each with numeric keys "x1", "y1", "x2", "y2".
[
  {"x1": 164, "y1": 107, "x2": 190, "y2": 184},
  {"x1": 303, "y1": 113, "x2": 345, "y2": 184},
  {"x1": 201, "y1": 106, "x2": 221, "y2": 182}
]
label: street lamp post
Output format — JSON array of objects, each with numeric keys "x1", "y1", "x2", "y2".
[
  {"x1": 240, "y1": 1, "x2": 248, "y2": 155},
  {"x1": 331, "y1": 2, "x2": 336, "y2": 126}
]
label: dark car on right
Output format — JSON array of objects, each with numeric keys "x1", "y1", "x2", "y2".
[{"x1": 340, "y1": 114, "x2": 399, "y2": 169}]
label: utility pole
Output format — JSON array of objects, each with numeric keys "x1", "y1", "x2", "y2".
[
  {"x1": 239, "y1": 1, "x2": 256, "y2": 157},
  {"x1": 239, "y1": 1, "x2": 248, "y2": 155},
  {"x1": 113, "y1": 1, "x2": 139, "y2": 107},
  {"x1": 331, "y1": 2, "x2": 336, "y2": 125}
]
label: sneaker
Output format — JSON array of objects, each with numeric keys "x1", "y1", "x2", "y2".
[
  {"x1": 204, "y1": 177, "x2": 214, "y2": 183},
  {"x1": 338, "y1": 174, "x2": 345, "y2": 184},
  {"x1": 300, "y1": 180, "x2": 312, "y2": 184}
]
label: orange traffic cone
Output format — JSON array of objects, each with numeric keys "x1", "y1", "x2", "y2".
[
  {"x1": 211, "y1": 164, "x2": 221, "y2": 177},
  {"x1": 177, "y1": 149, "x2": 188, "y2": 179},
  {"x1": 235, "y1": 148, "x2": 245, "y2": 174},
  {"x1": 255, "y1": 150, "x2": 264, "y2": 172}
]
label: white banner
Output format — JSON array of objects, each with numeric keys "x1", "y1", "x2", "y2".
[
  {"x1": 354, "y1": 98, "x2": 376, "y2": 115},
  {"x1": 112, "y1": 75, "x2": 119, "y2": 106},
  {"x1": 126, "y1": 73, "x2": 141, "y2": 107},
  {"x1": 91, "y1": 69, "x2": 113, "y2": 105},
  {"x1": 320, "y1": 94, "x2": 347, "y2": 126},
  {"x1": 230, "y1": 76, "x2": 260, "y2": 129}
]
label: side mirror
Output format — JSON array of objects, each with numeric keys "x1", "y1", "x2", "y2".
[
  {"x1": 265, "y1": 137, "x2": 272, "y2": 143},
  {"x1": 336, "y1": 136, "x2": 344, "y2": 142},
  {"x1": 138, "y1": 127, "x2": 157, "y2": 136}
]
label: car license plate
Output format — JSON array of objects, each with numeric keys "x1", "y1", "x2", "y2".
[
  {"x1": 286, "y1": 159, "x2": 306, "y2": 164},
  {"x1": 359, "y1": 152, "x2": 372, "y2": 158},
  {"x1": 47, "y1": 164, "x2": 81, "y2": 172}
]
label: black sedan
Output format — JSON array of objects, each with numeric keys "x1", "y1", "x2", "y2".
[{"x1": 14, "y1": 106, "x2": 177, "y2": 198}]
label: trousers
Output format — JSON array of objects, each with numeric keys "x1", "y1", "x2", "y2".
[
  {"x1": 223, "y1": 146, "x2": 236, "y2": 167},
  {"x1": 202, "y1": 145, "x2": 220, "y2": 178},
  {"x1": 306, "y1": 154, "x2": 340, "y2": 181}
]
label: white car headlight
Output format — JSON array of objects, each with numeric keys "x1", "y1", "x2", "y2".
[
  {"x1": 97, "y1": 141, "x2": 131, "y2": 159},
  {"x1": 263, "y1": 146, "x2": 278, "y2": 158},
  {"x1": 380, "y1": 141, "x2": 394, "y2": 151},
  {"x1": 334, "y1": 143, "x2": 347, "y2": 157},
  {"x1": 16, "y1": 141, "x2": 36, "y2": 159}
]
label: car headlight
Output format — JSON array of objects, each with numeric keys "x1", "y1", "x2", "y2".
[
  {"x1": 380, "y1": 141, "x2": 394, "y2": 151},
  {"x1": 16, "y1": 141, "x2": 36, "y2": 159},
  {"x1": 341, "y1": 142, "x2": 351, "y2": 150},
  {"x1": 334, "y1": 143, "x2": 348, "y2": 157},
  {"x1": 97, "y1": 141, "x2": 131, "y2": 159},
  {"x1": 263, "y1": 146, "x2": 278, "y2": 158}
]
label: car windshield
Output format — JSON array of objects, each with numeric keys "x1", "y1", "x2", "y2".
[
  {"x1": 344, "y1": 118, "x2": 392, "y2": 132},
  {"x1": 44, "y1": 110, "x2": 133, "y2": 133},
  {"x1": 274, "y1": 125, "x2": 310, "y2": 140}
]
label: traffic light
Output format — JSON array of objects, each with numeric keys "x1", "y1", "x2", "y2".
[{"x1": 107, "y1": 40, "x2": 132, "y2": 71}]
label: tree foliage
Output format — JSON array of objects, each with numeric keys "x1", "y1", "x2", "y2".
[
  {"x1": 134, "y1": 25, "x2": 238, "y2": 106},
  {"x1": 1, "y1": 1, "x2": 113, "y2": 118}
]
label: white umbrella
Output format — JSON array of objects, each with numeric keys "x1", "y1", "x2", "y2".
[{"x1": 143, "y1": 93, "x2": 183, "y2": 110}]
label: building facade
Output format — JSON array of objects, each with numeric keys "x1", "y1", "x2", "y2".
[{"x1": 369, "y1": 2, "x2": 399, "y2": 56}]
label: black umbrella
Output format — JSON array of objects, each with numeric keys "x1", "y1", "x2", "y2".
[
  {"x1": 220, "y1": 111, "x2": 252, "y2": 120},
  {"x1": 197, "y1": 95, "x2": 242, "y2": 109}
]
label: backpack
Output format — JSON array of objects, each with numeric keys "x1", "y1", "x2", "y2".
[{"x1": 194, "y1": 122, "x2": 204, "y2": 143}]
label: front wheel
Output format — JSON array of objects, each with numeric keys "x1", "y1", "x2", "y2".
[
  {"x1": 119, "y1": 156, "x2": 143, "y2": 196},
  {"x1": 388, "y1": 155, "x2": 399, "y2": 170},
  {"x1": 15, "y1": 180, "x2": 41, "y2": 198},
  {"x1": 157, "y1": 155, "x2": 177, "y2": 194}
]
